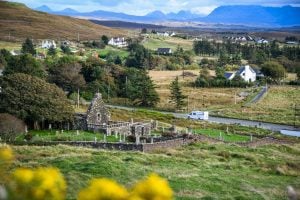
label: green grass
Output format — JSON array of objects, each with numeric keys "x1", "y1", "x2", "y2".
[
  {"x1": 142, "y1": 37, "x2": 193, "y2": 51},
  {"x1": 216, "y1": 86, "x2": 300, "y2": 126},
  {"x1": 194, "y1": 129, "x2": 251, "y2": 142},
  {"x1": 15, "y1": 130, "x2": 120, "y2": 143},
  {"x1": 98, "y1": 46, "x2": 129, "y2": 59},
  {"x1": 6, "y1": 143, "x2": 300, "y2": 199}
]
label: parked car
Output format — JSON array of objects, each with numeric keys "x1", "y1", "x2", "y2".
[{"x1": 187, "y1": 111, "x2": 209, "y2": 120}]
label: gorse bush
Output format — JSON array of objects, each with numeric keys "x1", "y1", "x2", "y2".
[{"x1": 0, "y1": 146, "x2": 174, "y2": 200}]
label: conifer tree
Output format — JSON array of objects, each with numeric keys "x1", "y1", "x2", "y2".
[
  {"x1": 21, "y1": 38, "x2": 36, "y2": 55},
  {"x1": 169, "y1": 76, "x2": 187, "y2": 110}
]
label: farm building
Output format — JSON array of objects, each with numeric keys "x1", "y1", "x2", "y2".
[
  {"x1": 41, "y1": 40, "x2": 56, "y2": 49},
  {"x1": 108, "y1": 37, "x2": 128, "y2": 48},
  {"x1": 157, "y1": 48, "x2": 172, "y2": 55},
  {"x1": 225, "y1": 65, "x2": 257, "y2": 82}
]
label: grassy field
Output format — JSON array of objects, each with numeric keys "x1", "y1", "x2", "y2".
[
  {"x1": 0, "y1": 41, "x2": 21, "y2": 50},
  {"x1": 98, "y1": 46, "x2": 130, "y2": 59},
  {"x1": 217, "y1": 86, "x2": 300, "y2": 125},
  {"x1": 194, "y1": 129, "x2": 251, "y2": 142},
  {"x1": 6, "y1": 143, "x2": 300, "y2": 199},
  {"x1": 142, "y1": 36, "x2": 194, "y2": 51},
  {"x1": 15, "y1": 130, "x2": 120, "y2": 143}
]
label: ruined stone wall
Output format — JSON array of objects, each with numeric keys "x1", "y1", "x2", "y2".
[
  {"x1": 86, "y1": 93, "x2": 110, "y2": 126},
  {"x1": 142, "y1": 138, "x2": 188, "y2": 153}
]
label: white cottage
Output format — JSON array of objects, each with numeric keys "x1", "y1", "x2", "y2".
[
  {"x1": 108, "y1": 37, "x2": 128, "y2": 48},
  {"x1": 225, "y1": 65, "x2": 257, "y2": 82},
  {"x1": 41, "y1": 40, "x2": 56, "y2": 49}
]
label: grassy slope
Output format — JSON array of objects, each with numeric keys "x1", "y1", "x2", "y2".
[
  {"x1": 217, "y1": 86, "x2": 300, "y2": 125},
  {"x1": 142, "y1": 36, "x2": 193, "y2": 51},
  {"x1": 0, "y1": 1, "x2": 126, "y2": 41},
  {"x1": 8, "y1": 143, "x2": 300, "y2": 199}
]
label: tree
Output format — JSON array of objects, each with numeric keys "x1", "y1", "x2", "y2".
[
  {"x1": 61, "y1": 45, "x2": 71, "y2": 54},
  {"x1": 0, "y1": 113, "x2": 25, "y2": 141},
  {"x1": 169, "y1": 76, "x2": 187, "y2": 110},
  {"x1": 296, "y1": 66, "x2": 300, "y2": 80},
  {"x1": 48, "y1": 58, "x2": 86, "y2": 93},
  {"x1": 0, "y1": 73, "x2": 74, "y2": 129},
  {"x1": 261, "y1": 61, "x2": 286, "y2": 83},
  {"x1": 101, "y1": 35, "x2": 109, "y2": 45},
  {"x1": 141, "y1": 28, "x2": 147, "y2": 34},
  {"x1": 48, "y1": 45, "x2": 57, "y2": 56},
  {"x1": 21, "y1": 38, "x2": 36, "y2": 55},
  {"x1": 4, "y1": 54, "x2": 45, "y2": 78},
  {"x1": 126, "y1": 69, "x2": 159, "y2": 107},
  {"x1": 114, "y1": 56, "x2": 122, "y2": 65},
  {"x1": 125, "y1": 43, "x2": 151, "y2": 69}
]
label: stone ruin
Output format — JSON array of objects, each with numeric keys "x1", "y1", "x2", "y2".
[{"x1": 74, "y1": 93, "x2": 157, "y2": 142}]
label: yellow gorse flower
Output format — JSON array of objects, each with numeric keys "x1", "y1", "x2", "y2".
[
  {"x1": 11, "y1": 167, "x2": 67, "y2": 200},
  {"x1": 131, "y1": 173, "x2": 173, "y2": 200},
  {"x1": 1, "y1": 147, "x2": 174, "y2": 200},
  {"x1": 78, "y1": 178, "x2": 129, "y2": 200},
  {"x1": 0, "y1": 146, "x2": 14, "y2": 163}
]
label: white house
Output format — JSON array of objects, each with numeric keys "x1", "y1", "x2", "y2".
[
  {"x1": 257, "y1": 39, "x2": 269, "y2": 44},
  {"x1": 225, "y1": 65, "x2": 257, "y2": 82},
  {"x1": 41, "y1": 40, "x2": 56, "y2": 49},
  {"x1": 108, "y1": 37, "x2": 128, "y2": 48},
  {"x1": 157, "y1": 32, "x2": 170, "y2": 37}
]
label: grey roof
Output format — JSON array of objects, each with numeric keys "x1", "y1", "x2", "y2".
[
  {"x1": 157, "y1": 48, "x2": 172, "y2": 54},
  {"x1": 224, "y1": 72, "x2": 234, "y2": 79},
  {"x1": 236, "y1": 66, "x2": 256, "y2": 75}
]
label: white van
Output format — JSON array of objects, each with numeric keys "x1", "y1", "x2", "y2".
[{"x1": 187, "y1": 111, "x2": 209, "y2": 120}]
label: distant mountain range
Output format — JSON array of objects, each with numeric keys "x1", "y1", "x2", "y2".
[{"x1": 35, "y1": 5, "x2": 300, "y2": 27}]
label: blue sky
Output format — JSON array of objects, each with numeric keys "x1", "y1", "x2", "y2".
[{"x1": 9, "y1": 0, "x2": 300, "y2": 15}]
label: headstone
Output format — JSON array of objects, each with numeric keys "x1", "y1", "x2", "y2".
[
  {"x1": 250, "y1": 134, "x2": 253, "y2": 142},
  {"x1": 151, "y1": 137, "x2": 154, "y2": 144},
  {"x1": 162, "y1": 127, "x2": 165, "y2": 133},
  {"x1": 94, "y1": 136, "x2": 97, "y2": 142},
  {"x1": 131, "y1": 118, "x2": 134, "y2": 124},
  {"x1": 76, "y1": 130, "x2": 80, "y2": 135},
  {"x1": 114, "y1": 131, "x2": 118, "y2": 138},
  {"x1": 219, "y1": 132, "x2": 222, "y2": 140},
  {"x1": 226, "y1": 126, "x2": 229, "y2": 133},
  {"x1": 48, "y1": 124, "x2": 52, "y2": 130},
  {"x1": 25, "y1": 125, "x2": 28, "y2": 133},
  {"x1": 61, "y1": 130, "x2": 64, "y2": 134},
  {"x1": 136, "y1": 135, "x2": 140, "y2": 144}
]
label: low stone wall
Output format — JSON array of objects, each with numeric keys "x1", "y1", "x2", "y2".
[
  {"x1": 142, "y1": 138, "x2": 188, "y2": 153},
  {"x1": 11, "y1": 141, "x2": 143, "y2": 152}
]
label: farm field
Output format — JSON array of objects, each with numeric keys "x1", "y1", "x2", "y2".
[
  {"x1": 217, "y1": 86, "x2": 300, "y2": 126},
  {"x1": 0, "y1": 41, "x2": 21, "y2": 50},
  {"x1": 6, "y1": 143, "x2": 300, "y2": 199},
  {"x1": 142, "y1": 36, "x2": 194, "y2": 51},
  {"x1": 149, "y1": 70, "x2": 256, "y2": 112}
]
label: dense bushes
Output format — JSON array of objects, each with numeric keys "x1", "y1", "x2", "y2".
[{"x1": 0, "y1": 113, "x2": 25, "y2": 141}]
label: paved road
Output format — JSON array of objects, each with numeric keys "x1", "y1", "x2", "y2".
[
  {"x1": 107, "y1": 105, "x2": 298, "y2": 132},
  {"x1": 246, "y1": 86, "x2": 268, "y2": 106}
]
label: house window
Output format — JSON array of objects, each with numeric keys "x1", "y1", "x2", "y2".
[
  {"x1": 97, "y1": 113, "x2": 101, "y2": 122},
  {"x1": 242, "y1": 73, "x2": 245, "y2": 76}
]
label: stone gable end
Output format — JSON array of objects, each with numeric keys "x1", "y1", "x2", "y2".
[{"x1": 86, "y1": 93, "x2": 110, "y2": 125}]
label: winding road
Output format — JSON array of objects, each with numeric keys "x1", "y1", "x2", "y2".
[{"x1": 107, "y1": 105, "x2": 299, "y2": 132}]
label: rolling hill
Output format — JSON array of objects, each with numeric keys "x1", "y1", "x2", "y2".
[{"x1": 0, "y1": 1, "x2": 125, "y2": 41}]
